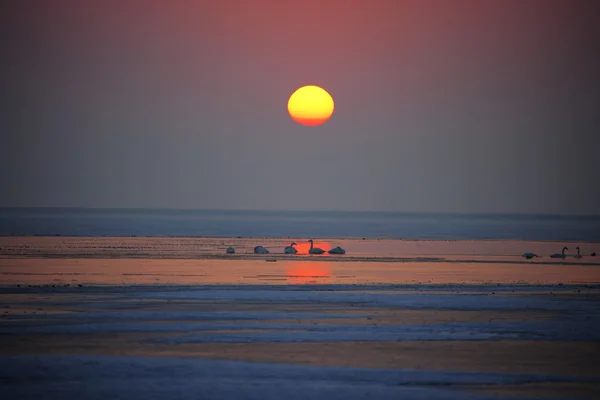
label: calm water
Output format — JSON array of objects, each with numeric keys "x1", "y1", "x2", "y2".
[{"x1": 0, "y1": 208, "x2": 599, "y2": 241}]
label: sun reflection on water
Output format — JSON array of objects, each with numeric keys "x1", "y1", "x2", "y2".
[{"x1": 286, "y1": 261, "x2": 331, "y2": 284}]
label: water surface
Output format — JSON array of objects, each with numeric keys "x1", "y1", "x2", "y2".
[{"x1": 1, "y1": 208, "x2": 599, "y2": 241}]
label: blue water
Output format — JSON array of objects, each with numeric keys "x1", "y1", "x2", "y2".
[{"x1": 0, "y1": 208, "x2": 599, "y2": 241}]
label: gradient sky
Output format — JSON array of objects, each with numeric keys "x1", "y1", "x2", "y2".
[{"x1": 2, "y1": 0, "x2": 599, "y2": 214}]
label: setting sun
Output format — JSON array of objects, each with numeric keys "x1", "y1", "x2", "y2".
[{"x1": 287, "y1": 85, "x2": 334, "y2": 126}]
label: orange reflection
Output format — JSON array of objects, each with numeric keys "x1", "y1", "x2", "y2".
[
  {"x1": 287, "y1": 262, "x2": 331, "y2": 284},
  {"x1": 294, "y1": 240, "x2": 332, "y2": 255}
]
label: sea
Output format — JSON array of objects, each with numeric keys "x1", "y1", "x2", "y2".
[{"x1": 1, "y1": 207, "x2": 599, "y2": 241}]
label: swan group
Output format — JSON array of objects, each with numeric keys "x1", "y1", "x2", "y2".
[
  {"x1": 521, "y1": 246, "x2": 595, "y2": 260},
  {"x1": 225, "y1": 240, "x2": 347, "y2": 255}
]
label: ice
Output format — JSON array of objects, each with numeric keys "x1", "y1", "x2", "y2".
[{"x1": 0, "y1": 355, "x2": 582, "y2": 400}]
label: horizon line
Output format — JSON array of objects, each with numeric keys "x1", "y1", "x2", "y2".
[{"x1": 1, "y1": 206, "x2": 599, "y2": 219}]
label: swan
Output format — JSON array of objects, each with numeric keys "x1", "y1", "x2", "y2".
[
  {"x1": 521, "y1": 252, "x2": 538, "y2": 259},
  {"x1": 284, "y1": 242, "x2": 298, "y2": 254},
  {"x1": 574, "y1": 246, "x2": 582, "y2": 259},
  {"x1": 328, "y1": 246, "x2": 346, "y2": 255},
  {"x1": 308, "y1": 239, "x2": 326, "y2": 254},
  {"x1": 550, "y1": 247, "x2": 568, "y2": 259},
  {"x1": 253, "y1": 245, "x2": 270, "y2": 254},
  {"x1": 226, "y1": 247, "x2": 235, "y2": 254}
]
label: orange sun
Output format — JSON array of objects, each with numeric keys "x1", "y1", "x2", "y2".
[{"x1": 287, "y1": 85, "x2": 334, "y2": 126}]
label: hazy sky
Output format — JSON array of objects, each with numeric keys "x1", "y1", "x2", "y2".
[{"x1": 2, "y1": 0, "x2": 599, "y2": 214}]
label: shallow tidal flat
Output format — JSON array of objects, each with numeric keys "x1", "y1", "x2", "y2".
[
  {"x1": 1, "y1": 236, "x2": 600, "y2": 286},
  {"x1": 1, "y1": 236, "x2": 600, "y2": 399}
]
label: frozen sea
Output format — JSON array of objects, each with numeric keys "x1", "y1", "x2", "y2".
[{"x1": 2, "y1": 284, "x2": 600, "y2": 399}]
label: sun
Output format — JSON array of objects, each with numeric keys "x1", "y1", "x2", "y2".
[{"x1": 287, "y1": 85, "x2": 334, "y2": 126}]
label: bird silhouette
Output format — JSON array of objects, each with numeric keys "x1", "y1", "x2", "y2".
[
  {"x1": 522, "y1": 252, "x2": 538, "y2": 259},
  {"x1": 308, "y1": 239, "x2": 326, "y2": 254},
  {"x1": 254, "y1": 245, "x2": 270, "y2": 254},
  {"x1": 328, "y1": 246, "x2": 346, "y2": 255},
  {"x1": 284, "y1": 242, "x2": 298, "y2": 254},
  {"x1": 550, "y1": 247, "x2": 568, "y2": 259}
]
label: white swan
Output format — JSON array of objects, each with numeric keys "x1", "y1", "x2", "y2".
[
  {"x1": 226, "y1": 247, "x2": 235, "y2": 254},
  {"x1": 308, "y1": 239, "x2": 326, "y2": 255},
  {"x1": 254, "y1": 245, "x2": 270, "y2": 254},
  {"x1": 550, "y1": 247, "x2": 568, "y2": 259},
  {"x1": 284, "y1": 242, "x2": 298, "y2": 254},
  {"x1": 328, "y1": 246, "x2": 346, "y2": 255},
  {"x1": 521, "y1": 252, "x2": 537, "y2": 259},
  {"x1": 574, "y1": 246, "x2": 582, "y2": 259}
]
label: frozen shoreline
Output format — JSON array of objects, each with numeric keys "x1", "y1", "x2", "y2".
[{"x1": 2, "y1": 284, "x2": 600, "y2": 399}]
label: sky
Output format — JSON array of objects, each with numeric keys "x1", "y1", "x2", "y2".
[{"x1": 2, "y1": 0, "x2": 599, "y2": 214}]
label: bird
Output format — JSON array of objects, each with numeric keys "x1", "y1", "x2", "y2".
[
  {"x1": 574, "y1": 247, "x2": 582, "y2": 259},
  {"x1": 284, "y1": 242, "x2": 298, "y2": 254},
  {"x1": 226, "y1": 247, "x2": 235, "y2": 254},
  {"x1": 550, "y1": 247, "x2": 569, "y2": 259},
  {"x1": 308, "y1": 239, "x2": 326, "y2": 254},
  {"x1": 522, "y1": 252, "x2": 538, "y2": 259},
  {"x1": 328, "y1": 246, "x2": 346, "y2": 255},
  {"x1": 253, "y1": 245, "x2": 270, "y2": 254},
  {"x1": 591, "y1": 252, "x2": 597, "y2": 257}
]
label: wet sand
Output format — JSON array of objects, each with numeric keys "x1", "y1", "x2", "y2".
[
  {"x1": 2, "y1": 257, "x2": 600, "y2": 286},
  {"x1": 2, "y1": 236, "x2": 599, "y2": 262},
  {"x1": 2, "y1": 236, "x2": 599, "y2": 286}
]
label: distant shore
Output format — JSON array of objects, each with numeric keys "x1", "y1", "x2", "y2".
[{"x1": 2, "y1": 234, "x2": 600, "y2": 242}]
